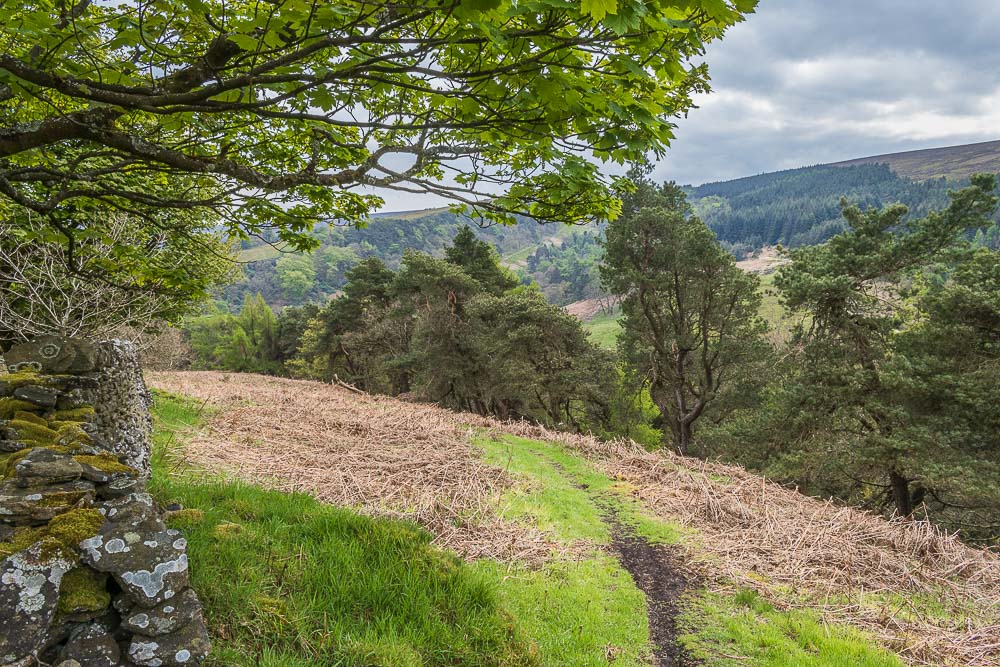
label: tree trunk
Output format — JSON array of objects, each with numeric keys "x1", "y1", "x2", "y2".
[{"x1": 889, "y1": 470, "x2": 913, "y2": 517}]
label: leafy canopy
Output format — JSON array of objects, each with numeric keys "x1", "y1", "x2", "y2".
[{"x1": 0, "y1": 0, "x2": 755, "y2": 251}]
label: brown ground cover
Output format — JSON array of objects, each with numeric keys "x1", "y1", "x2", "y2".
[{"x1": 149, "y1": 371, "x2": 1000, "y2": 666}]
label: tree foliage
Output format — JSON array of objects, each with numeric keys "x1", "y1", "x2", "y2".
[
  {"x1": 762, "y1": 175, "x2": 1000, "y2": 532},
  {"x1": 0, "y1": 0, "x2": 755, "y2": 257},
  {"x1": 601, "y1": 179, "x2": 768, "y2": 453}
]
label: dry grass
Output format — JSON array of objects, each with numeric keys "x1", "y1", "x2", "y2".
[
  {"x1": 148, "y1": 371, "x2": 1000, "y2": 666},
  {"x1": 146, "y1": 371, "x2": 551, "y2": 563}
]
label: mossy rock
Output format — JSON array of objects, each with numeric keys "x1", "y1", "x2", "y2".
[
  {"x1": 73, "y1": 454, "x2": 136, "y2": 476},
  {"x1": 8, "y1": 418, "x2": 61, "y2": 446},
  {"x1": 37, "y1": 489, "x2": 91, "y2": 509},
  {"x1": 0, "y1": 507, "x2": 107, "y2": 559},
  {"x1": 47, "y1": 507, "x2": 105, "y2": 549},
  {"x1": 0, "y1": 398, "x2": 36, "y2": 420},
  {"x1": 0, "y1": 448, "x2": 31, "y2": 478},
  {"x1": 0, "y1": 369, "x2": 46, "y2": 393},
  {"x1": 13, "y1": 410, "x2": 49, "y2": 427},
  {"x1": 57, "y1": 423, "x2": 93, "y2": 448},
  {"x1": 57, "y1": 567, "x2": 111, "y2": 614},
  {"x1": 0, "y1": 525, "x2": 46, "y2": 559},
  {"x1": 48, "y1": 406, "x2": 96, "y2": 423}
]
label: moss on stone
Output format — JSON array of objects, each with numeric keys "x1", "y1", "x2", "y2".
[
  {"x1": 74, "y1": 453, "x2": 135, "y2": 475},
  {"x1": 8, "y1": 419, "x2": 61, "y2": 446},
  {"x1": 0, "y1": 526, "x2": 44, "y2": 559},
  {"x1": 57, "y1": 423, "x2": 93, "y2": 447},
  {"x1": 57, "y1": 567, "x2": 110, "y2": 614},
  {"x1": 47, "y1": 508, "x2": 105, "y2": 549},
  {"x1": 36, "y1": 490, "x2": 89, "y2": 509},
  {"x1": 0, "y1": 398, "x2": 36, "y2": 420},
  {"x1": 48, "y1": 406, "x2": 96, "y2": 423},
  {"x1": 0, "y1": 508, "x2": 103, "y2": 561},
  {"x1": 0, "y1": 369, "x2": 45, "y2": 392},
  {"x1": 14, "y1": 410, "x2": 49, "y2": 427},
  {"x1": 0, "y1": 448, "x2": 31, "y2": 478}
]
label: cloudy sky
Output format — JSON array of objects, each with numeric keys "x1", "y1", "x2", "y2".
[
  {"x1": 654, "y1": 0, "x2": 1000, "y2": 186},
  {"x1": 378, "y1": 0, "x2": 1000, "y2": 210}
]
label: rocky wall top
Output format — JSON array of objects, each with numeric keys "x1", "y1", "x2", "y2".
[{"x1": 4, "y1": 338, "x2": 152, "y2": 477}]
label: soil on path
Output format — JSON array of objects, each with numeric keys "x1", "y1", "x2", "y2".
[{"x1": 601, "y1": 506, "x2": 694, "y2": 667}]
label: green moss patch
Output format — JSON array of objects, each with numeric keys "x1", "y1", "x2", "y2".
[
  {"x1": 58, "y1": 567, "x2": 111, "y2": 614},
  {"x1": 47, "y1": 508, "x2": 105, "y2": 550},
  {"x1": 0, "y1": 398, "x2": 36, "y2": 420},
  {"x1": 74, "y1": 453, "x2": 136, "y2": 475},
  {"x1": 49, "y1": 406, "x2": 96, "y2": 423},
  {"x1": 13, "y1": 411, "x2": 49, "y2": 427},
  {"x1": 8, "y1": 419, "x2": 61, "y2": 446}
]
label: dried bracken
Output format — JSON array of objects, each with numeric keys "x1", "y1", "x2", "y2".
[
  {"x1": 148, "y1": 371, "x2": 1000, "y2": 667},
  {"x1": 146, "y1": 371, "x2": 551, "y2": 563}
]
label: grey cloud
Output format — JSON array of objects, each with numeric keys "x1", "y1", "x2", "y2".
[{"x1": 652, "y1": 0, "x2": 1000, "y2": 185}]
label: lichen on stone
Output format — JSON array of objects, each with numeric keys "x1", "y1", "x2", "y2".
[
  {"x1": 0, "y1": 526, "x2": 46, "y2": 559},
  {"x1": 56, "y1": 566, "x2": 110, "y2": 614},
  {"x1": 73, "y1": 454, "x2": 136, "y2": 476}
]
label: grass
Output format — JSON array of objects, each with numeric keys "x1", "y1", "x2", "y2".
[
  {"x1": 150, "y1": 391, "x2": 910, "y2": 667},
  {"x1": 474, "y1": 434, "x2": 907, "y2": 667},
  {"x1": 582, "y1": 309, "x2": 622, "y2": 349},
  {"x1": 237, "y1": 244, "x2": 285, "y2": 263},
  {"x1": 150, "y1": 393, "x2": 537, "y2": 667},
  {"x1": 679, "y1": 590, "x2": 905, "y2": 667},
  {"x1": 476, "y1": 434, "x2": 685, "y2": 546},
  {"x1": 581, "y1": 275, "x2": 799, "y2": 349}
]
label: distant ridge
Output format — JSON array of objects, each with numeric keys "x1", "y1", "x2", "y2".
[{"x1": 829, "y1": 139, "x2": 1000, "y2": 181}]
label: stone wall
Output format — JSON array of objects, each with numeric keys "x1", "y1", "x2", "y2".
[{"x1": 0, "y1": 337, "x2": 209, "y2": 667}]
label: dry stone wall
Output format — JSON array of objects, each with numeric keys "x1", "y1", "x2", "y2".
[{"x1": 0, "y1": 337, "x2": 209, "y2": 667}]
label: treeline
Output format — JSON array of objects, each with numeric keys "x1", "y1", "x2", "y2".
[
  {"x1": 600, "y1": 174, "x2": 1000, "y2": 543},
  {"x1": 222, "y1": 212, "x2": 565, "y2": 309},
  {"x1": 521, "y1": 229, "x2": 604, "y2": 305},
  {"x1": 186, "y1": 228, "x2": 646, "y2": 436},
  {"x1": 689, "y1": 163, "x2": 1000, "y2": 249}
]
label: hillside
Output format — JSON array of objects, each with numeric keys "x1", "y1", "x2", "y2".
[
  {"x1": 148, "y1": 371, "x2": 1000, "y2": 667},
  {"x1": 222, "y1": 141, "x2": 1000, "y2": 313},
  {"x1": 831, "y1": 139, "x2": 1000, "y2": 181}
]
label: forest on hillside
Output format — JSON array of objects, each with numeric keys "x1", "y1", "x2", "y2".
[{"x1": 224, "y1": 162, "x2": 1000, "y2": 309}]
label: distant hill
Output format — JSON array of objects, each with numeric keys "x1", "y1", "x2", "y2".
[
  {"x1": 226, "y1": 141, "x2": 1000, "y2": 310},
  {"x1": 830, "y1": 139, "x2": 1000, "y2": 181}
]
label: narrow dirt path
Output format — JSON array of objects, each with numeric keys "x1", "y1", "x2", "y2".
[{"x1": 601, "y1": 506, "x2": 693, "y2": 667}]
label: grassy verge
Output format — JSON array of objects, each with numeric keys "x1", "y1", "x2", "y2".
[
  {"x1": 582, "y1": 310, "x2": 622, "y2": 349},
  {"x1": 679, "y1": 590, "x2": 904, "y2": 667},
  {"x1": 150, "y1": 392, "x2": 536, "y2": 667}
]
